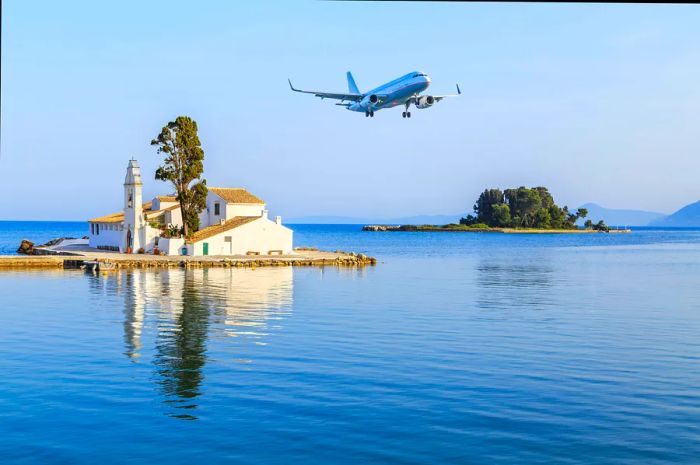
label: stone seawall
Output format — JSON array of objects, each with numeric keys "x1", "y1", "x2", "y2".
[{"x1": 0, "y1": 251, "x2": 377, "y2": 270}]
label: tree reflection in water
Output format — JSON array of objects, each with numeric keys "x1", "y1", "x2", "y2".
[
  {"x1": 154, "y1": 270, "x2": 210, "y2": 420},
  {"x1": 98, "y1": 267, "x2": 295, "y2": 420}
]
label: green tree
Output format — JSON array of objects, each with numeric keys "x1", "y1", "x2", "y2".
[
  {"x1": 549, "y1": 205, "x2": 565, "y2": 229},
  {"x1": 534, "y1": 187, "x2": 555, "y2": 209},
  {"x1": 533, "y1": 208, "x2": 552, "y2": 228},
  {"x1": 459, "y1": 214, "x2": 477, "y2": 226},
  {"x1": 562, "y1": 206, "x2": 588, "y2": 229},
  {"x1": 491, "y1": 204, "x2": 512, "y2": 227},
  {"x1": 461, "y1": 186, "x2": 603, "y2": 230},
  {"x1": 593, "y1": 220, "x2": 609, "y2": 232},
  {"x1": 151, "y1": 116, "x2": 208, "y2": 237},
  {"x1": 505, "y1": 187, "x2": 542, "y2": 227},
  {"x1": 474, "y1": 189, "x2": 505, "y2": 224}
]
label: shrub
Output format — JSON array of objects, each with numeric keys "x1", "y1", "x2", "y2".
[{"x1": 161, "y1": 224, "x2": 183, "y2": 238}]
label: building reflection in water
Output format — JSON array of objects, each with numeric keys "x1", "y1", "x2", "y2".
[{"x1": 94, "y1": 267, "x2": 293, "y2": 420}]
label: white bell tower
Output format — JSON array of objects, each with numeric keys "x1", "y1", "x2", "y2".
[{"x1": 122, "y1": 159, "x2": 144, "y2": 253}]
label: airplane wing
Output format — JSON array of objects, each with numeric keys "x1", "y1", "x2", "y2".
[
  {"x1": 432, "y1": 84, "x2": 462, "y2": 102},
  {"x1": 288, "y1": 79, "x2": 363, "y2": 102}
]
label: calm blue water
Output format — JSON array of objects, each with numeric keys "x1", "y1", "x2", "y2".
[{"x1": 1, "y1": 222, "x2": 700, "y2": 464}]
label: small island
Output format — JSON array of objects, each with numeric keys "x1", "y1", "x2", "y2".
[{"x1": 364, "y1": 186, "x2": 630, "y2": 234}]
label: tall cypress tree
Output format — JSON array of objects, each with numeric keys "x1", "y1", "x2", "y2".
[{"x1": 151, "y1": 116, "x2": 208, "y2": 238}]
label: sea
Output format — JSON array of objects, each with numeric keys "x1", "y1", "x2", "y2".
[{"x1": 1, "y1": 221, "x2": 700, "y2": 464}]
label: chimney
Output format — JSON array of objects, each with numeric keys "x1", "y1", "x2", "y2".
[{"x1": 275, "y1": 216, "x2": 282, "y2": 225}]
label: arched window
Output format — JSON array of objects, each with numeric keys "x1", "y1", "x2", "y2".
[{"x1": 128, "y1": 190, "x2": 133, "y2": 208}]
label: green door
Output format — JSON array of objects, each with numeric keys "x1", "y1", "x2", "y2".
[{"x1": 203, "y1": 242, "x2": 209, "y2": 256}]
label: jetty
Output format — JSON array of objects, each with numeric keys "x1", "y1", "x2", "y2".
[{"x1": 1, "y1": 247, "x2": 376, "y2": 271}]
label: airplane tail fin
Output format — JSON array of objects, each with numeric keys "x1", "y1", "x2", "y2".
[{"x1": 347, "y1": 71, "x2": 360, "y2": 94}]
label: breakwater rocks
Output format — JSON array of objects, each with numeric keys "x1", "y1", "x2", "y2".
[
  {"x1": 0, "y1": 251, "x2": 377, "y2": 270},
  {"x1": 17, "y1": 237, "x2": 86, "y2": 256},
  {"x1": 363, "y1": 225, "x2": 403, "y2": 232},
  {"x1": 17, "y1": 239, "x2": 35, "y2": 255}
]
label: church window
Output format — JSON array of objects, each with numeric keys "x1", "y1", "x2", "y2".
[
  {"x1": 96, "y1": 224, "x2": 100, "y2": 235},
  {"x1": 214, "y1": 202, "x2": 220, "y2": 215},
  {"x1": 128, "y1": 191, "x2": 133, "y2": 208}
]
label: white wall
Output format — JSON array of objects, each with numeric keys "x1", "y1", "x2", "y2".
[
  {"x1": 165, "y1": 208, "x2": 182, "y2": 228},
  {"x1": 152, "y1": 197, "x2": 178, "y2": 211},
  {"x1": 88, "y1": 223, "x2": 122, "y2": 249},
  {"x1": 159, "y1": 237, "x2": 186, "y2": 256},
  {"x1": 189, "y1": 217, "x2": 293, "y2": 256},
  {"x1": 88, "y1": 222, "x2": 162, "y2": 253},
  {"x1": 227, "y1": 204, "x2": 265, "y2": 219},
  {"x1": 202, "y1": 192, "x2": 223, "y2": 227},
  {"x1": 141, "y1": 225, "x2": 162, "y2": 253}
]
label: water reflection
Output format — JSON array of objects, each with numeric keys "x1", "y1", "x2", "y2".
[
  {"x1": 91, "y1": 267, "x2": 293, "y2": 419},
  {"x1": 123, "y1": 272, "x2": 145, "y2": 360},
  {"x1": 475, "y1": 254, "x2": 556, "y2": 311},
  {"x1": 153, "y1": 272, "x2": 211, "y2": 419}
]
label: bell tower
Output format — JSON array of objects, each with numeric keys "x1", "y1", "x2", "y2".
[{"x1": 123, "y1": 158, "x2": 144, "y2": 253}]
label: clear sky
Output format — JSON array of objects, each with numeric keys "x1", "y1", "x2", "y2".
[{"x1": 2, "y1": 1, "x2": 699, "y2": 221}]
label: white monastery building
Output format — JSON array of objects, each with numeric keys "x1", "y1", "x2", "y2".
[{"x1": 88, "y1": 159, "x2": 293, "y2": 256}]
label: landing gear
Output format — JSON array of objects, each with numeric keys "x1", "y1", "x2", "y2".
[
  {"x1": 403, "y1": 101, "x2": 412, "y2": 118},
  {"x1": 366, "y1": 110, "x2": 374, "y2": 117}
]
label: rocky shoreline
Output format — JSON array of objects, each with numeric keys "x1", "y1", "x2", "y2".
[
  {"x1": 17, "y1": 237, "x2": 87, "y2": 256},
  {"x1": 362, "y1": 225, "x2": 631, "y2": 234}
]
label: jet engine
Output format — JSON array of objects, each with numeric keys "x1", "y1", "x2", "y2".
[
  {"x1": 415, "y1": 95, "x2": 435, "y2": 109},
  {"x1": 368, "y1": 94, "x2": 379, "y2": 104}
]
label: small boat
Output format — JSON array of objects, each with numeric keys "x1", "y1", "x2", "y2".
[{"x1": 82, "y1": 260, "x2": 117, "y2": 273}]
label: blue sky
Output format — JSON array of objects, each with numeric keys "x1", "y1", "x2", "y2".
[{"x1": 2, "y1": 1, "x2": 699, "y2": 220}]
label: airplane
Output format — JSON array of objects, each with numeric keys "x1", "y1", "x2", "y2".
[{"x1": 288, "y1": 71, "x2": 460, "y2": 118}]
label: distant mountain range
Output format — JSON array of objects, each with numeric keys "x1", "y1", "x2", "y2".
[
  {"x1": 580, "y1": 200, "x2": 700, "y2": 227},
  {"x1": 649, "y1": 200, "x2": 700, "y2": 227},
  {"x1": 577, "y1": 203, "x2": 665, "y2": 227},
  {"x1": 288, "y1": 199, "x2": 700, "y2": 227}
]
